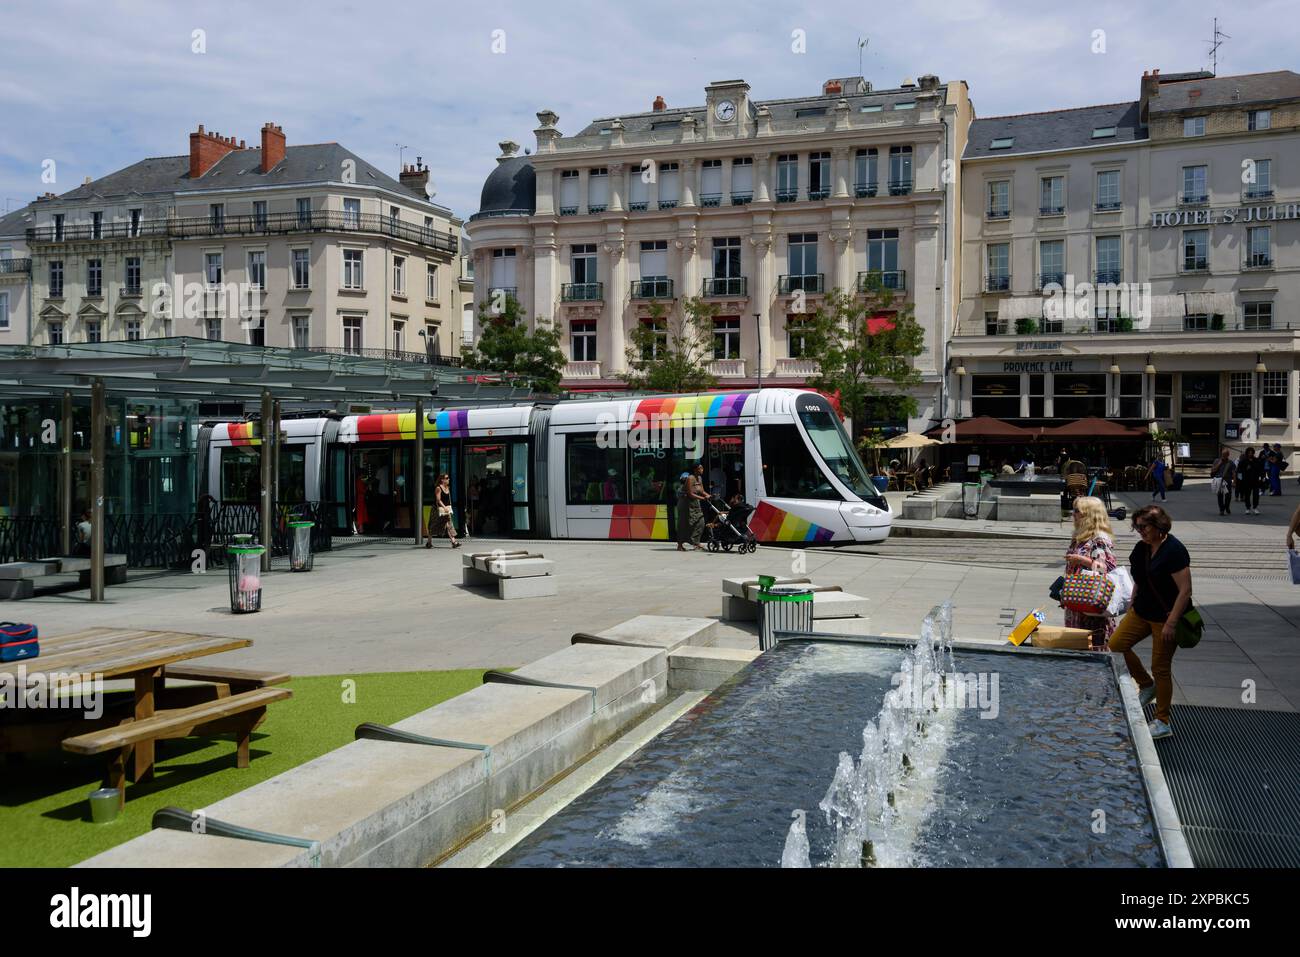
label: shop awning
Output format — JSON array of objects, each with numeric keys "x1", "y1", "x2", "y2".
[
  {"x1": 1038, "y1": 417, "x2": 1150, "y2": 439},
  {"x1": 925, "y1": 416, "x2": 1040, "y2": 442}
]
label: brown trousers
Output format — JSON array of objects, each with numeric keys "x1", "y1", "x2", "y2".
[{"x1": 1110, "y1": 608, "x2": 1178, "y2": 723}]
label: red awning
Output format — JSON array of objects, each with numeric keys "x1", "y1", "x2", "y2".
[{"x1": 1038, "y1": 417, "x2": 1149, "y2": 439}]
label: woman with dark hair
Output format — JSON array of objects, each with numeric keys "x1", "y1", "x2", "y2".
[
  {"x1": 429, "y1": 473, "x2": 459, "y2": 548},
  {"x1": 1109, "y1": 504, "x2": 1192, "y2": 740},
  {"x1": 1239, "y1": 448, "x2": 1265, "y2": 515},
  {"x1": 1210, "y1": 447, "x2": 1236, "y2": 516}
]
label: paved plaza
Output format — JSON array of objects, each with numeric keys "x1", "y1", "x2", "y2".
[{"x1": 19, "y1": 480, "x2": 1300, "y2": 712}]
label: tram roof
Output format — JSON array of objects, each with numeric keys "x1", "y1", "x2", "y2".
[{"x1": 0, "y1": 338, "x2": 532, "y2": 405}]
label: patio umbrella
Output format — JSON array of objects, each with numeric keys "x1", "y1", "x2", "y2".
[
  {"x1": 1038, "y1": 417, "x2": 1148, "y2": 439},
  {"x1": 883, "y1": 432, "x2": 942, "y2": 449},
  {"x1": 925, "y1": 416, "x2": 1040, "y2": 442}
]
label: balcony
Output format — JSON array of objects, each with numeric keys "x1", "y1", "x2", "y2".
[
  {"x1": 702, "y1": 277, "x2": 747, "y2": 298},
  {"x1": 657, "y1": 200, "x2": 678, "y2": 210},
  {"x1": 775, "y1": 188, "x2": 798, "y2": 203},
  {"x1": 955, "y1": 315, "x2": 1297, "y2": 337},
  {"x1": 985, "y1": 275, "x2": 1011, "y2": 292},
  {"x1": 559, "y1": 207, "x2": 578, "y2": 216},
  {"x1": 564, "y1": 360, "x2": 602, "y2": 379},
  {"x1": 1244, "y1": 253, "x2": 1273, "y2": 270},
  {"x1": 808, "y1": 187, "x2": 831, "y2": 201},
  {"x1": 1038, "y1": 272, "x2": 1066, "y2": 289},
  {"x1": 121, "y1": 283, "x2": 143, "y2": 297},
  {"x1": 709, "y1": 358, "x2": 746, "y2": 377},
  {"x1": 730, "y1": 192, "x2": 753, "y2": 206},
  {"x1": 1243, "y1": 186, "x2": 1274, "y2": 202},
  {"x1": 304, "y1": 346, "x2": 463, "y2": 367},
  {"x1": 486, "y1": 286, "x2": 518, "y2": 302},
  {"x1": 630, "y1": 278, "x2": 674, "y2": 299},
  {"x1": 858, "y1": 270, "x2": 906, "y2": 292},
  {"x1": 1180, "y1": 258, "x2": 1209, "y2": 274},
  {"x1": 776, "y1": 357, "x2": 820, "y2": 377},
  {"x1": 986, "y1": 208, "x2": 1010, "y2": 220},
  {"x1": 1178, "y1": 191, "x2": 1209, "y2": 206},
  {"x1": 587, "y1": 204, "x2": 607, "y2": 214},
  {"x1": 1095, "y1": 201, "x2": 1122, "y2": 212},
  {"x1": 561, "y1": 282, "x2": 603, "y2": 302},
  {"x1": 628, "y1": 202, "x2": 648, "y2": 212},
  {"x1": 1094, "y1": 270, "x2": 1122, "y2": 285},
  {"x1": 855, "y1": 183, "x2": 878, "y2": 198},
  {"x1": 888, "y1": 180, "x2": 912, "y2": 196},
  {"x1": 779, "y1": 274, "x2": 825, "y2": 294},
  {"x1": 700, "y1": 194, "x2": 722, "y2": 208},
  {"x1": 27, "y1": 211, "x2": 459, "y2": 254},
  {"x1": 1038, "y1": 205, "x2": 1065, "y2": 216},
  {"x1": 0, "y1": 258, "x2": 31, "y2": 275}
]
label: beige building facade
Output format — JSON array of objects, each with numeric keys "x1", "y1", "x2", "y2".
[
  {"x1": 469, "y1": 75, "x2": 971, "y2": 428},
  {"x1": 0, "y1": 206, "x2": 34, "y2": 345},
  {"x1": 955, "y1": 69, "x2": 1300, "y2": 461}
]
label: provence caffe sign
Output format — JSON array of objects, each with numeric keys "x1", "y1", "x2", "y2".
[{"x1": 1151, "y1": 204, "x2": 1300, "y2": 228}]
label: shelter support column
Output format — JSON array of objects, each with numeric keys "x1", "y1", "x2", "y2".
[
  {"x1": 260, "y1": 389, "x2": 272, "y2": 573},
  {"x1": 414, "y1": 398, "x2": 425, "y2": 546},
  {"x1": 90, "y1": 379, "x2": 105, "y2": 602},
  {"x1": 61, "y1": 391, "x2": 72, "y2": 555}
]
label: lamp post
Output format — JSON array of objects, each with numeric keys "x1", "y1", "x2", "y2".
[{"x1": 753, "y1": 313, "x2": 762, "y2": 393}]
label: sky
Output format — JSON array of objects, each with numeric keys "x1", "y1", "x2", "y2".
[{"x1": 0, "y1": 0, "x2": 1293, "y2": 224}]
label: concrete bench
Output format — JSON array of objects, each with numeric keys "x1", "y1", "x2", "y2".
[
  {"x1": 0, "y1": 554, "x2": 127, "y2": 599},
  {"x1": 720, "y1": 576, "x2": 869, "y2": 622},
  {"x1": 461, "y1": 552, "x2": 556, "y2": 600}
]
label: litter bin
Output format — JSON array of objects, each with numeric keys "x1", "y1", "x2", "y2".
[
  {"x1": 289, "y1": 521, "x2": 314, "y2": 572},
  {"x1": 756, "y1": 583, "x2": 814, "y2": 651},
  {"x1": 228, "y1": 545, "x2": 265, "y2": 614}
]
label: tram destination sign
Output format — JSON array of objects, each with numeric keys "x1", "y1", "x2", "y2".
[{"x1": 1150, "y1": 203, "x2": 1300, "y2": 228}]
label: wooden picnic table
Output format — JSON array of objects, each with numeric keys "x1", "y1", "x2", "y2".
[{"x1": 0, "y1": 627, "x2": 287, "y2": 804}]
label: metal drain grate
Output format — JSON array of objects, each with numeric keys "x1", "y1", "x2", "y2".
[{"x1": 1152, "y1": 704, "x2": 1300, "y2": 868}]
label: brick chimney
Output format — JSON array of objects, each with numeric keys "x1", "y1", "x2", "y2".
[
  {"x1": 400, "y1": 157, "x2": 430, "y2": 197},
  {"x1": 823, "y1": 79, "x2": 842, "y2": 96},
  {"x1": 652, "y1": 95, "x2": 666, "y2": 112},
  {"x1": 1139, "y1": 69, "x2": 1161, "y2": 123},
  {"x1": 260, "y1": 123, "x2": 286, "y2": 173},
  {"x1": 189, "y1": 124, "x2": 244, "y2": 179}
]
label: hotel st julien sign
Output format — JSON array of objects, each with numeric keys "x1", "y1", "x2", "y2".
[{"x1": 1150, "y1": 203, "x2": 1300, "y2": 227}]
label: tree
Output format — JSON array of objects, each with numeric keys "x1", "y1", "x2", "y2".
[
  {"x1": 461, "y1": 294, "x2": 566, "y2": 393},
  {"x1": 793, "y1": 277, "x2": 925, "y2": 440},
  {"x1": 620, "y1": 297, "x2": 719, "y2": 393}
]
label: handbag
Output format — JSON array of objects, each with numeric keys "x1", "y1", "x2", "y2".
[
  {"x1": 1049, "y1": 576, "x2": 1065, "y2": 602},
  {"x1": 1288, "y1": 549, "x2": 1300, "y2": 586},
  {"x1": 1151, "y1": 582, "x2": 1203, "y2": 649},
  {"x1": 1106, "y1": 567, "x2": 1134, "y2": 617},
  {"x1": 0, "y1": 622, "x2": 39, "y2": 663},
  {"x1": 1061, "y1": 569, "x2": 1115, "y2": 616},
  {"x1": 437, "y1": 504, "x2": 452, "y2": 517},
  {"x1": 1210, "y1": 476, "x2": 1222, "y2": 494}
]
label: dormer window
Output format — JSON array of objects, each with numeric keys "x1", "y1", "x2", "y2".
[
  {"x1": 860, "y1": 104, "x2": 883, "y2": 113},
  {"x1": 795, "y1": 107, "x2": 827, "y2": 118},
  {"x1": 1091, "y1": 126, "x2": 1117, "y2": 139},
  {"x1": 893, "y1": 101, "x2": 916, "y2": 110},
  {"x1": 1183, "y1": 116, "x2": 1206, "y2": 137},
  {"x1": 989, "y1": 137, "x2": 1014, "y2": 150}
]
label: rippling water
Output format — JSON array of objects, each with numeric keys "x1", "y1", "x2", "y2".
[{"x1": 495, "y1": 641, "x2": 1162, "y2": 868}]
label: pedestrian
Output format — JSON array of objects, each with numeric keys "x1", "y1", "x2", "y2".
[
  {"x1": 73, "y1": 509, "x2": 92, "y2": 557},
  {"x1": 353, "y1": 472, "x2": 370, "y2": 534},
  {"x1": 676, "y1": 464, "x2": 707, "y2": 552},
  {"x1": 1110, "y1": 504, "x2": 1193, "y2": 740},
  {"x1": 1269, "y1": 443, "x2": 1286, "y2": 496},
  {"x1": 1210, "y1": 446, "x2": 1236, "y2": 516},
  {"x1": 429, "y1": 472, "x2": 459, "y2": 548},
  {"x1": 1063, "y1": 496, "x2": 1118, "y2": 651},
  {"x1": 1145, "y1": 455, "x2": 1168, "y2": 501},
  {"x1": 1287, "y1": 502, "x2": 1300, "y2": 552},
  {"x1": 1239, "y1": 448, "x2": 1265, "y2": 515}
]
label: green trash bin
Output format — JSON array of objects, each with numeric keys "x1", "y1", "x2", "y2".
[
  {"x1": 228, "y1": 545, "x2": 266, "y2": 614},
  {"x1": 289, "y1": 520, "x2": 314, "y2": 572},
  {"x1": 756, "y1": 583, "x2": 814, "y2": 651}
]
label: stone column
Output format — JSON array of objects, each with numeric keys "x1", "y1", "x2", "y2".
[
  {"x1": 604, "y1": 240, "x2": 627, "y2": 374},
  {"x1": 533, "y1": 241, "x2": 557, "y2": 330},
  {"x1": 535, "y1": 167, "x2": 555, "y2": 216},
  {"x1": 831, "y1": 230, "x2": 854, "y2": 295},
  {"x1": 751, "y1": 235, "x2": 774, "y2": 376},
  {"x1": 681, "y1": 158, "x2": 697, "y2": 208},
  {"x1": 608, "y1": 163, "x2": 625, "y2": 213},
  {"x1": 832, "y1": 147, "x2": 851, "y2": 199},
  {"x1": 755, "y1": 153, "x2": 772, "y2": 203},
  {"x1": 1289, "y1": 368, "x2": 1299, "y2": 439},
  {"x1": 676, "y1": 235, "x2": 699, "y2": 308}
]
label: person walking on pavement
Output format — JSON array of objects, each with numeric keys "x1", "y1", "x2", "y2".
[
  {"x1": 1146, "y1": 455, "x2": 1168, "y2": 502},
  {"x1": 429, "y1": 472, "x2": 459, "y2": 548},
  {"x1": 1287, "y1": 502, "x2": 1300, "y2": 551},
  {"x1": 1268, "y1": 443, "x2": 1286, "y2": 496},
  {"x1": 676, "y1": 463, "x2": 709, "y2": 552},
  {"x1": 1063, "y1": 496, "x2": 1118, "y2": 651},
  {"x1": 1110, "y1": 505, "x2": 1193, "y2": 740},
  {"x1": 1210, "y1": 447, "x2": 1236, "y2": 516},
  {"x1": 1239, "y1": 448, "x2": 1266, "y2": 515}
]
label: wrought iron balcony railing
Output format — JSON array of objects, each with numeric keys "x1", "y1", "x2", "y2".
[
  {"x1": 730, "y1": 192, "x2": 753, "y2": 206},
  {"x1": 0, "y1": 258, "x2": 31, "y2": 275},
  {"x1": 1094, "y1": 270, "x2": 1122, "y2": 285},
  {"x1": 1038, "y1": 205, "x2": 1065, "y2": 216},
  {"x1": 657, "y1": 200, "x2": 678, "y2": 210},
  {"x1": 1243, "y1": 186, "x2": 1274, "y2": 201},
  {"x1": 1179, "y1": 191, "x2": 1209, "y2": 206},
  {"x1": 1095, "y1": 200, "x2": 1122, "y2": 211},
  {"x1": 778, "y1": 274, "x2": 825, "y2": 294},
  {"x1": 808, "y1": 187, "x2": 831, "y2": 200},
  {"x1": 888, "y1": 180, "x2": 912, "y2": 196},
  {"x1": 628, "y1": 201, "x2": 648, "y2": 212},
  {"x1": 855, "y1": 182, "x2": 878, "y2": 198},
  {"x1": 26, "y1": 210, "x2": 459, "y2": 254},
  {"x1": 559, "y1": 207, "x2": 578, "y2": 216},
  {"x1": 985, "y1": 275, "x2": 1011, "y2": 292},
  {"x1": 561, "y1": 282, "x2": 603, "y2": 302},
  {"x1": 1038, "y1": 272, "x2": 1066, "y2": 289},
  {"x1": 1244, "y1": 254, "x2": 1273, "y2": 269},
  {"x1": 858, "y1": 270, "x2": 906, "y2": 292},
  {"x1": 702, "y1": 277, "x2": 747, "y2": 297},
  {"x1": 121, "y1": 283, "x2": 143, "y2": 297},
  {"x1": 630, "y1": 278, "x2": 673, "y2": 299},
  {"x1": 700, "y1": 194, "x2": 722, "y2": 207},
  {"x1": 775, "y1": 188, "x2": 798, "y2": 203},
  {"x1": 587, "y1": 204, "x2": 607, "y2": 214},
  {"x1": 1180, "y1": 258, "x2": 1209, "y2": 273},
  {"x1": 986, "y1": 208, "x2": 1010, "y2": 219}
]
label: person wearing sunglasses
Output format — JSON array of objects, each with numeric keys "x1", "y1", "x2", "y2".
[
  {"x1": 1063, "y1": 496, "x2": 1118, "y2": 651},
  {"x1": 1109, "y1": 505, "x2": 1192, "y2": 739}
]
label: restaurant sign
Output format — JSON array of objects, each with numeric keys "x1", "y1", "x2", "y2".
[{"x1": 1000, "y1": 358, "x2": 1101, "y2": 374}]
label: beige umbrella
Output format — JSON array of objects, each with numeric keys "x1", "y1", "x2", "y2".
[{"x1": 883, "y1": 432, "x2": 942, "y2": 449}]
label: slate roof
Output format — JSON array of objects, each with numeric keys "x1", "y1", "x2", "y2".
[
  {"x1": 50, "y1": 143, "x2": 439, "y2": 207},
  {"x1": 0, "y1": 204, "x2": 36, "y2": 239},
  {"x1": 1146, "y1": 70, "x2": 1300, "y2": 113},
  {"x1": 964, "y1": 102, "x2": 1145, "y2": 159}
]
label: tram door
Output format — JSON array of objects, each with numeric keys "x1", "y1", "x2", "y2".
[
  {"x1": 705, "y1": 430, "x2": 746, "y2": 500},
  {"x1": 465, "y1": 444, "x2": 509, "y2": 537},
  {"x1": 422, "y1": 443, "x2": 459, "y2": 537}
]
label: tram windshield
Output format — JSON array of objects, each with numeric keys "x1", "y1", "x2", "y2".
[{"x1": 795, "y1": 395, "x2": 876, "y2": 499}]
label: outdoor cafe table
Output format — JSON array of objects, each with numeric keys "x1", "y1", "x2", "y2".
[{"x1": 0, "y1": 627, "x2": 252, "y2": 784}]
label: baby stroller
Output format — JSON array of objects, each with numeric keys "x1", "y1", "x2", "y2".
[{"x1": 703, "y1": 497, "x2": 758, "y2": 553}]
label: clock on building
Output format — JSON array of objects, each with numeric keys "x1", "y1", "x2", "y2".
[{"x1": 714, "y1": 100, "x2": 736, "y2": 122}]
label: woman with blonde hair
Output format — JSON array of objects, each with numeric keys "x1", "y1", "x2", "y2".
[{"x1": 1063, "y1": 496, "x2": 1118, "y2": 650}]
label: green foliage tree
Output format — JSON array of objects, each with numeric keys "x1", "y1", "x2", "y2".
[
  {"x1": 792, "y1": 277, "x2": 925, "y2": 440},
  {"x1": 620, "y1": 297, "x2": 719, "y2": 393},
  {"x1": 461, "y1": 294, "x2": 566, "y2": 393}
]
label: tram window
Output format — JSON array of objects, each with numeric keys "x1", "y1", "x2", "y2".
[
  {"x1": 759, "y1": 424, "x2": 841, "y2": 500},
  {"x1": 628, "y1": 446, "x2": 694, "y2": 505},
  {"x1": 566, "y1": 435, "x2": 627, "y2": 504},
  {"x1": 280, "y1": 447, "x2": 306, "y2": 502},
  {"x1": 795, "y1": 402, "x2": 875, "y2": 498},
  {"x1": 220, "y1": 447, "x2": 261, "y2": 502}
]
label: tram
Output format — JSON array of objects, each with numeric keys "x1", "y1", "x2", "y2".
[{"x1": 200, "y1": 388, "x2": 891, "y2": 545}]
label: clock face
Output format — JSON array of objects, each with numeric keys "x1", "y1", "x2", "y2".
[{"x1": 715, "y1": 100, "x2": 736, "y2": 122}]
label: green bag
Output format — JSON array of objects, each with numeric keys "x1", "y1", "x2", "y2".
[{"x1": 1174, "y1": 607, "x2": 1204, "y2": 649}]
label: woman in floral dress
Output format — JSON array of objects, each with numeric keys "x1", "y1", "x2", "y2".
[{"x1": 1063, "y1": 496, "x2": 1118, "y2": 650}]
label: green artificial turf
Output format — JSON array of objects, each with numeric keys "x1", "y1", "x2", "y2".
[{"x1": 0, "y1": 669, "x2": 492, "y2": 868}]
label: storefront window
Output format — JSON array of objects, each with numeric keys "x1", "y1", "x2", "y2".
[
  {"x1": 1229, "y1": 372, "x2": 1253, "y2": 421},
  {"x1": 1154, "y1": 374, "x2": 1173, "y2": 420},
  {"x1": 1262, "y1": 372, "x2": 1288, "y2": 420},
  {"x1": 972, "y1": 375, "x2": 1021, "y2": 419},
  {"x1": 1119, "y1": 374, "x2": 1143, "y2": 419},
  {"x1": 1054, "y1": 373, "x2": 1106, "y2": 419}
]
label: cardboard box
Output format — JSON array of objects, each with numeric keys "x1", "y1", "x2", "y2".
[{"x1": 1029, "y1": 626, "x2": 1092, "y2": 650}]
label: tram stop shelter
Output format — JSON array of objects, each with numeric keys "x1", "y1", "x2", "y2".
[{"x1": 0, "y1": 337, "x2": 529, "y2": 599}]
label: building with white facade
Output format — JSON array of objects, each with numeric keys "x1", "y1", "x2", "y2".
[
  {"x1": 469, "y1": 75, "x2": 971, "y2": 427},
  {"x1": 0, "y1": 205, "x2": 34, "y2": 345},
  {"x1": 954, "y1": 69, "x2": 1300, "y2": 460},
  {"x1": 21, "y1": 124, "x2": 463, "y2": 360}
]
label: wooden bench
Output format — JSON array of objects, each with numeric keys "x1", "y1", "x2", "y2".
[
  {"x1": 461, "y1": 551, "x2": 557, "y2": 599},
  {"x1": 0, "y1": 554, "x2": 128, "y2": 600},
  {"x1": 62, "y1": 686, "x2": 292, "y2": 805}
]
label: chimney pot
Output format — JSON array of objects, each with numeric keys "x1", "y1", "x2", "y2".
[
  {"x1": 260, "y1": 122, "x2": 287, "y2": 173},
  {"x1": 190, "y1": 122, "x2": 244, "y2": 179},
  {"x1": 653, "y1": 95, "x2": 666, "y2": 112}
]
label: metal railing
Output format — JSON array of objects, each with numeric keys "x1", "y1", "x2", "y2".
[
  {"x1": 855, "y1": 183, "x2": 878, "y2": 198},
  {"x1": 630, "y1": 278, "x2": 673, "y2": 299},
  {"x1": 1038, "y1": 272, "x2": 1066, "y2": 289},
  {"x1": 775, "y1": 188, "x2": 798, "y2": 203},
  {"x1": 1095, "y1": 201, "x2": 1122, "y2": 211},
  {"x1": 1243, "y1": 187, "x2": 1274, "y2": 201},
  {"x1": 888, "y1": 180, "x2": 913, "y2": 196},
  {"x1": 985, "y1": 275, "x2": 1011, "y2": 292},
  {"x1": 956, "y1": 315, "x2": 1295, "y2": 337},
  {"x1": 628, "y1": 202, "x2": 648, "y2": 212},
  {"x1": 730, "y1": 192, "x2": 753, "y2": 205},
  {"x1": 561, "y1": 282, "x2": 603, "y2": 302},
  {"x1": 986, "y1": 208, "x2": 1010, "y2": 219},
  {"x1": 1094, "y1": 270, "x2": 1122, "y2": 284},
  {"x1": 1244, "y1": 254, "x2": 1273, "y2": 269},
  {"x1": 778, "y1": 274, "x2": 824, "y2": 294},
  {"x1": 587, "y1": 204, "x2": 607, "y2": 214},
  {"x1": 0, "y1": 258, "x2": 31, "y2": 275},
  {"x1": 121, "y1": 283, "x2": 143, "y2": 297},
  {"x1": 657, "y1": 200, "x2": 678, "y2": 209},
  {"x1": 808, "y1": 187, "x2": 831, "y2": 200},
  {"x1": 702, "y1": 276, "x2": 747, "y2": 297},
  {"x1": 485, "y1": 286, "x2": 517, "y2": 301},
  {"x1": 1038, "y1": 205, "x2": 1065, "y2": 216},
  {"x1": 27, "y1": 210, "x2": 458, "y2": 254},
  {"x1": 1179, "y1": 192, "x2": 1209, "y2": 205},
  {"x1": 700, "y1": 194, "x2": 722, "y2": 207},
  {"x1": 304, "y1": 345, "x2": 463, "y2": 367},
  {"x1": 1181, "y1": 258, "x2": 1209, "y2": 272},
  {"x1": 858, "y1": 270, "x2": 906, "y2": 292}
]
